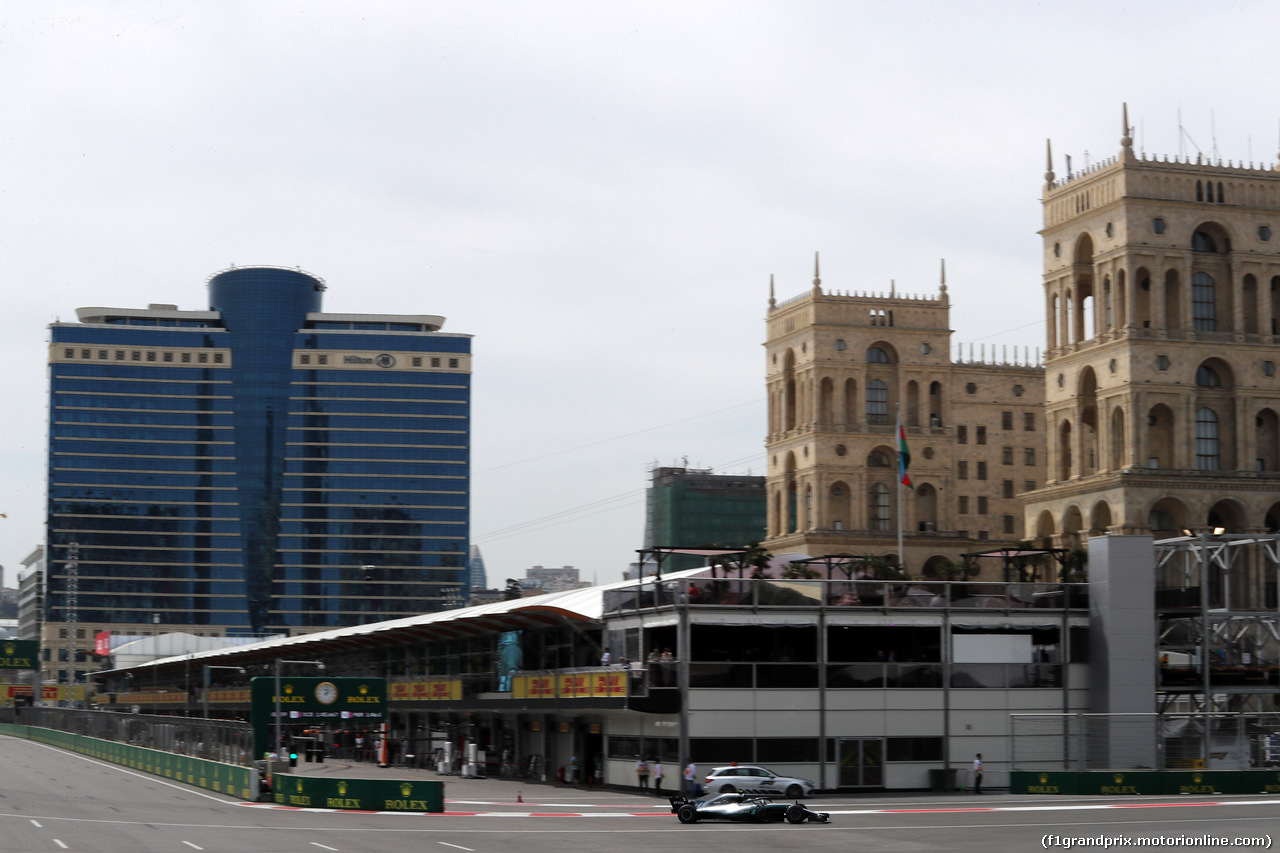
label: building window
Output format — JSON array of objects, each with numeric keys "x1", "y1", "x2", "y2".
[
  {"x1": 977, "y1": 461, "x2": 988, "y2": 480},
  {"x1": 116, "y1": 350, "x2": 126, "y2": 360},
  {"x1": 162, "y1": 352, "x2": 173, "y2": 362},
  {"x1": 977, "y1": 530, "x2": 989, "y2": 540},
  {"x1": 977, "y1": 496, "x2": 989, "y2": 515},
  {"x1": 132, "y1": 351, "x2": 141, "y2": 361},
  {"x1": 1013, "y1": 384, "x2": 1025, "y2": 397},
  {"x1": 976, "y1": 426, "x2": 987, "y2": 445},
  {"x1": 965, "y1": 382, "x2": 977, "y2": 395},
  {"x1": 835, "y1": 444, "x2": 847, "y2": 456},
  {"x1": 318, "y1": 354, "x2": 328, "y2": 365},
  {"x1": 1196, "y1": 365, "x2": 1221, "y2": 387},
  {"x1": 1024, "y1": 480, "x2": 1036, "y2": 492},
  {"x1": 180, "y1": 352, "x2": 190, "y2": 363},
  {"x1": 1024, "y1": 447, "x2": 1036, "y2": 465},
  {"x1": 449, "y1": 358, "x2": 459, "y2": 368},
  {"x1": 1024, "y1": 412, "x2": 1035, "y2": 431},
  {"x1": 957, "y1": 425, "x2": 968, "y2": 444},
  {"x1": 1192, "y1": 272, "x2": 1216, "y2": 331},
  {"x1": 431, "y1": 357, "x2": 441, "y2": 367},
  {"x1": 97, "y1": 350, "x2": 107, "y2": 359},
  {"x1": 868, "y1": 451, "x2": 891, "y2": 467},
  {"x1": 1002, "y1": 411, "x2": 1013, "y2": 430},
  {"x1": 867, "y1": 346, "x2": 890, "y2": 363},
  {"x1": 146, "y1": 351, "x2": 156, "y2": 361},
  {"x1": 1002, "y1": 446, "x2": 1013, "y2": 465},
  {"x1": 412, "y1": 357, "x2": 422, "y2": 366},
  {"x1": 1003, "y1": 515, "x2": 1016, "y2": 535},
  {"x1": 1156, "y1": 355, "x2": 1170, "y2": 371},
  {"x1": 1265, "y1": 361, "x2": 1276, "y2": 377},
  {"x1": 1003, "y1": 479, "x2": 1014, "y2": 499},
  {"x1": 1260, "y1": 225, "x2": 1272, "y2": 242},
  {"x1": 1153, "y1": 218, "x2": 1166, "y2": 234},
  {"x1": 958, "y1": 496, "x2": 969, "y2": 514},
  {"x1": 1195, "y1": 408, "x2": 1220, "y2": 470},
  {"x1": 870, "y1": 484, "x2": 891, "y2": 531},
  {"x1": 867, "y1": 379, "x2": 889, "y2": 425},
  {"x1": 835, "y1": 339, "x2": 847, "y2": 351},
  {"x1": 300, "y1": 354, "x2": 310, "y2": 364},
  {"x1": 958, "y1": 461, "x2": 968, "y2": 480}
]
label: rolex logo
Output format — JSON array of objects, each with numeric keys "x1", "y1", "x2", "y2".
[
  {"x1": 1039, "y1": 773, "x2": 1048, "y2": 784},
  {"x1": 1113, "y1": 774, "x2": 1124, "y2": 784},
  {"x1": 296, "y1": 779, "x2": 304, "y2": 792},
  {"x1": 401, "y1": 782, "x2": 412, "y2": 797},
  {"x1": 3, "y1": 643, "x2": 13, "y2": 655},
  {"x1": 337, "y1": 781, "x2": 348, "y2": 795},
  {"x1": 284, "y1": 684, "x2": 294, "y2": 694},
  {"x1": 359, "y1": 684, "x2": 369, "y2": 694},
  {"x1": 1193, "y1": 773, "x2": 1203, "y2": 783}
]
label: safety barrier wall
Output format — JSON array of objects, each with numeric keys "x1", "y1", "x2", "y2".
[
  {"x1": 0, "y1": 722, "x2": 256, "y2": 800},
  {"x1": 1011, "y1": 770, "x2": 1280, "y2": 795},
  {"x1": 0, "y1": 723, "x2": 445, "y2": 812}
]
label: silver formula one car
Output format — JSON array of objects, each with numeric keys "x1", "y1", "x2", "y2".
[{"x1": 669, "y1": 792, "x2": 831, "y2": 825}]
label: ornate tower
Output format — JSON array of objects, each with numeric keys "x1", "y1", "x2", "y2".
[
  {"x1": 1025, "y1": 106, "x2": 1280, "y2": 598},
  {"x1": 764, "y1": 256, "x2": 1044, "y2": 574}
]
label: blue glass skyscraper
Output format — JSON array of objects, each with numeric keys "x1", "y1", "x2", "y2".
[{"x1": 46, "y1": 266, "x2": 471, "y2": 639}]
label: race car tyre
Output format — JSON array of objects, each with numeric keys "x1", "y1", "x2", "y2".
[
  {"x1": 785, "y1": 804, "x2": 807, "y2": 824},
  {"x1": 720, "y1": 784, "x2": 737, "y2": 794},
  {"x1": 677, "y1": 805, "x2": 699, "y2": 824},
  {"x1": 784, "y1": 784, "x2": 804, "y2": 799}
]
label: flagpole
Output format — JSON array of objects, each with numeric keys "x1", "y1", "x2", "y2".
[{"x1": 896, "y1": 407, "x2": 905, "y2": 574}]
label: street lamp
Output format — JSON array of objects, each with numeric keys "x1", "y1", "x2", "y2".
[
  {"x1": 203, "y1": 664, "x2": 247, "y2": 720},
  {"x1": 274, "y1": 659, "x2": 324, "y2": 763}
]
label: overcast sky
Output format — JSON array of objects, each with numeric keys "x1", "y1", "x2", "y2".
[{"x1": 2, "y1": 2, "x2": 1277, "y2": 589}]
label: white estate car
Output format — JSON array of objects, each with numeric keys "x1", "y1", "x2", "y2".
[{"x1": 705, "y1": 765, "x2": 817, "y2": 798}]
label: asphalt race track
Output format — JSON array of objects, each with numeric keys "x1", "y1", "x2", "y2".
[{"x1": 2, "y1": 735, "x2": 1278, "y2": 852}]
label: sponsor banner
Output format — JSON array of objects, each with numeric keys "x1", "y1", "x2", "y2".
[
  {"x1": 273, "y1": 775, "x2": 444, "y2": 812},
  {"x1": 95, "y1": 631, "x2": 113, "y2": 657},
  {"x1": 205, "y1": 688, "x2": 251, "y2": 704},
  {"x1": 388, "y1": 680, "x2": 461, "y2": 702},
  {"x1": 512, "y1": 672, "x2": 626, "y2": 700},
  {"x1": 0, "y1": 640, "x2": 38, "y2": 670},
  {"x1": 118, "y1": 691, "x2": 188, "y2": 705},
  {"x1": 1010, "y1": 770, "x2": 1280, "y2": 796}
]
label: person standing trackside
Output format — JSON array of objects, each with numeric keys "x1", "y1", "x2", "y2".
[
  {"x1": 636, "y1": 756, "x2": 650, "y2": 791},
  {"x1": 653, "y1": 758, "x2": 664, "y2": 795},
  {"x1": 972, "y1": 753, "x2": 983, "y2": 794},
  {"x1": 683, "y1": 761, "x2": 697, "y2": 795}
]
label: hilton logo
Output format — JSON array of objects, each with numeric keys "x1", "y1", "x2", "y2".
[
  {"x1": 376, "y1": 353, "x2": 396, "y2": 368},
  {"x1": 342, "y1": 353, "x2": 397, "y2": 368}
]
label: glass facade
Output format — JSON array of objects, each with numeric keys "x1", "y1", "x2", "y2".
[{"x1": 46, "y1": 266, "x2": 471, "y2": 634}]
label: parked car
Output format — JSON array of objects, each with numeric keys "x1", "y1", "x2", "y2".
[
  {"x1": 704, "y1": 765, "x2": 817, "y2": 797},
  {"x1": 669, "y1": 793, "x2": 830, "y2": 825}
]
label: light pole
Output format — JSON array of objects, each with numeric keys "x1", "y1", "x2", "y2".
[
  {"x1": 274, "y1": 659, "x2": 324, "y2": 762},
  {"x1": 203, "y1": 665, "x2": 246, "y2": 720}
]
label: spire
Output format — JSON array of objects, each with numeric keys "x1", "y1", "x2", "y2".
[
  {"x1": 768, "y1": 274, "x2": 776, "y2": 310},
  {"x1": 1044, "y1": 139, "x2": 1055, "y2": 185},
  {"x1": 939, "y1": 258, "x2": 948, "y2": 304},
  {"x1": 890, "y1": 278, "x2": 896, "y2": 297},
  {"x1": 1121, "y1": 102, "x2": 1135, "y2": 161},
  {"x1": 811, "y1": 251, "x2": 822, "y2": 295}
]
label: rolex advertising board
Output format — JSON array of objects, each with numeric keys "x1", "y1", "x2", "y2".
[
  {"x1": 0, "y1": 640, "x2": 38, "y2": 670},
  {"x1": 250, "y1": 677, "x2": 386, "y2": 724}
]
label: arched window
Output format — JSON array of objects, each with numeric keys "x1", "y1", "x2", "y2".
[
  {"x1": 1192, "y1": 272, "x2": 1216, "y2": 331},
  {"x1": 1196, "y1": 180, "x2": 1204, "y2": 201},
  {"x1": 1195, "y1": 408, "x2": 1220, "y2": 470},
  {"x1": 866, "y1": 379, "x2": 888, "y2": 425},
  {"x1": 1192, "y1": 231, "x2": 1218, "y2": 252},
  {"x1": 867, "y1": 450, "x2": 891, "y2": 467},
  {"x1": 869, "y1": 483, "x2": 891, "y2": 531},
  {"x1": 1195, "y1": 365, "x2": 1221, "y2": 387},
  {"x1": 867, "y1": 346, "x2": 890, "y2": 363}
]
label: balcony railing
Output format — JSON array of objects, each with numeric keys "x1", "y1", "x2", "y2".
[{"x1": 603, "y1": 577, "x2": 1088, "y2": 615}]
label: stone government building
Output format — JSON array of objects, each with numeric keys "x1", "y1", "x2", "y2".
[{"x1": 764, "y1": 107, "x2": 1280, "y2": 594}]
